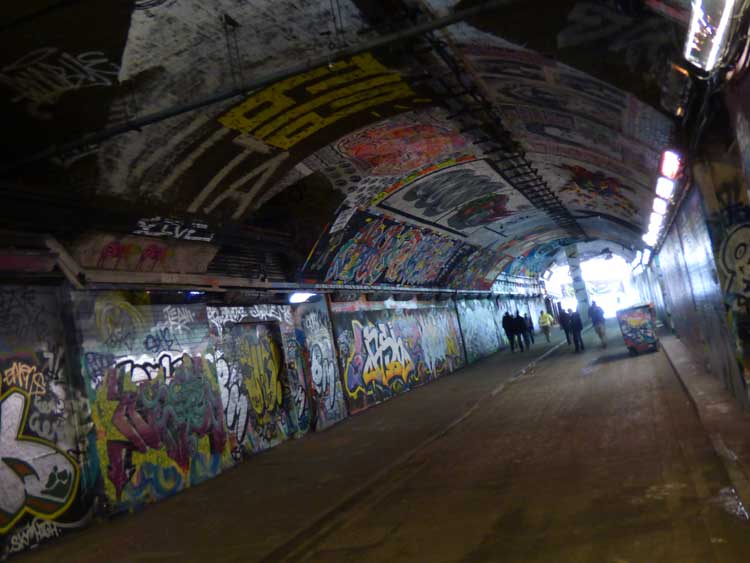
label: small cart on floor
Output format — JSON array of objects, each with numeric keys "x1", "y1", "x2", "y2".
[{"x1": 616, "y1": 303, "x2": 659, "y2": 355}]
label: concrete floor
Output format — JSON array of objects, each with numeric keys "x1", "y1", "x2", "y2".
[{"x1": 15, "y1": 322, "x2": 750, "y2": 562}]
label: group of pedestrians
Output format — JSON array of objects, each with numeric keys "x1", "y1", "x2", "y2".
[
  {"x1": 501, "y1": 311, "x2": 535, "y2": 352},
  {"x1": 501, "y1": 302, "x2": 607, "y2": 354},
  {"x1": 558, "y1": 301, "x2": 607, "y2": 353}
]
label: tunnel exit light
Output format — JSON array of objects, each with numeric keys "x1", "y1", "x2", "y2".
[
  {"x1": 660, "y1": 150, "x2": 682, "y2": 179},
  {"x1": 655, "y1": 177, "x2": 676, "y2": 199}
]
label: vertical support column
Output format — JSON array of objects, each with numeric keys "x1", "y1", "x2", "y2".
[{"x1": 565, "y1": 244, "x2": 590, "y2": 320}]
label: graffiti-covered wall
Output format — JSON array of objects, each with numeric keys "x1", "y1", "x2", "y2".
[
  {"x1": 653, "y1": 185, "x2": 747, "y2": 404},
  {"x1": 72, "y1": 294, "x2": 234, "y2": 512},
  {"x1": 1, "y1": 286, "x2": 546, "y2": 557},
  {"x1": 292, "y1": 301, "x2": 348, "y2": 430},
  {"x1": 0, "y1": 288, "x2": 92, "y2": 558},
  {"x1": 455, "y1": 299, "x2": 503, "y2": 363},
  {"x1": 330, "y1": 298, "x2": 465, "y2": 414},
  {"x1": 206, "y1": 304, "x2": 312, "y2": 459}
]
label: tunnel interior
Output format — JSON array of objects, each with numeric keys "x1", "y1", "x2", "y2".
[{"x1": 2, "y1": 0, "x2": 750, "y2": 558}]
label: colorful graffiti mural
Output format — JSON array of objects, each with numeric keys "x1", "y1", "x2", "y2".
[
  {"x1": 73, "y1": 295, "x2": 234, "y2": 510},
  {"x1": 293, "y1": 300, "x2": 347, "y2": 431},
  {"x1": 330, "y1": 299, "x2": 465, "y2": 414},
  {"x1": 207, "y1": 305, "x2": 311, "y2": 457},
  {"x1": 377, "y1": 159, "x2": 533, "y2": 236},
  {"x1": 302, "y1": 211, "x2": 474, "y2": 287},
  {"x1": 334, "y1": 110, "x2": 470, "y2": 176},
  {"x1": 0, "y1": 288, "x2": 92, "y2": 558}
]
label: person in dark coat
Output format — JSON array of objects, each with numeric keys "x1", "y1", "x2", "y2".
[
  {"x1": 524, "y1": 313, "x2": 535, "y2": 346},
  {"x1": 570, "y1": 309, "x2": 584, "y2": 352},
  {"x1": 589, "y1": 300, "x2": 607, "y2": 348},
  {"x1": 513, "y1": 311, "x2": 526, "y2": 352},
  {"x1": 559, "y1": 309, "x2": 571, "y2": 345},
  {"x1": 502, "y1": 312, "x2": 520, "y2": 352}
]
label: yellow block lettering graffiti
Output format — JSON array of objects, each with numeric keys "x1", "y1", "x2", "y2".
[
  {"x1": 239, "y1": 333, "x2": 283, "y2": 416},
  {"x1": 218, "y1": 53, "x2": 423, "y2": 150}
]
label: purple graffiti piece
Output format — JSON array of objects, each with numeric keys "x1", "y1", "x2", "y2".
[
  {"x1": 103, "y1": 354, "x2": 227, "y2": 497},
  {"x1": 112, "y1": 395, "x2": 161, "y2": 452},
  {"x1": 345, "y1": 329, "x2": 366, "y2": 394},
  {"x1": 106, "y1": 441, "x2": 135, "y2": 499}
]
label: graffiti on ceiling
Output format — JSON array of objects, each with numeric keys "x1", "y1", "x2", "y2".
[{"x1": 0, "y1": 1, "x2": 678, "y2": 288}]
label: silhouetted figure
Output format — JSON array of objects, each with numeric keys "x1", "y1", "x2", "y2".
[
  {"x1": 524, "y1": 313, "x2": 534, "y2": 347},
  {"x1": 513, "y1": 311, "x2": 526, "y2": 352},
  {"x1": 559, "y1": 309, "x2": 571, "y2": 345},
  {"x1": 502, "y1": 312, "x2": 520, "y2": 352},
  {"x1": 589, "y1": 300, "x2": 607, "y2": 348},
  {"x1": 570, "y1": 310, "x2": 584, "y2": 353}
]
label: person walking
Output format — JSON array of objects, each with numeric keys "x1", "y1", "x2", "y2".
[
  {"x1": 570, "y1": 309, "x2": 584, "y2": 353},
  {"x1": 502, "y1": 311, "x2": 519, "y2": 352},
  {"x1": 512, "y1": 311, "x2": 526, "y2": 352},
  {"x1": 539, "y1": 310, "x2": 554, "y2": 343},
  {"x1": 559, "y1": 308, "x2": 571, "y2": 345},
  {"x1": 589, "y1": 300, "x2": 607, "y2": 348},
  {"x1": 524, "y1": 313, "x2": 535, "y2": 345},
  {"x1": 513, "y1": 311, "x2": 531, "y2": 351}
]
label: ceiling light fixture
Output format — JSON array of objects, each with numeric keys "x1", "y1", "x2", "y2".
[
  {"x1": 660, "y1": 150, "x2": 683, "y2": 179},
  {"x1": 653, "y1": 197, "x2": 669, "y2": 215},
  {"x1": 289, "y1": 292, "x2": 317, "y2": 304},
  {"x1": 650, "y1": 212, "x2": 665, "y2": 230},
  {"x1": 684, "y1": 0, "x2": 738, "y2": 72},
  {"x1": 656, "y1": 176, "x2": 676, "y2": 199}
]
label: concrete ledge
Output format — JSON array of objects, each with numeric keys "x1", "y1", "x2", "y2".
[{"x1": 660, "y1": 334, "x2": 750, "y2": 518}]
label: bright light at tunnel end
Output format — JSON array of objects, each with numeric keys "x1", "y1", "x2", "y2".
[{"x1": 289, "y1": 292, "x2": 317, "y2": 304}]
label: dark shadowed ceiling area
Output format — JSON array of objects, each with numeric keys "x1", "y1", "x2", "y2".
[{"x1": 0, "y1": 0, "x2": 686, "y2": 290}]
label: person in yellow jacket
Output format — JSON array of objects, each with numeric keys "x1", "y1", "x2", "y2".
[{"x1": 538, "y1": 310, "x2": 554, "y2": 343}]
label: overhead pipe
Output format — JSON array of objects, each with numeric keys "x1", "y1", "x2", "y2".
[{"x1": 1, "y1": 0, "x2": 522, "y2": 176}]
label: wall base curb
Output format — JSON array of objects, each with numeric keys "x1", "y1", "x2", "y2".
[{"x1": 660, "y1": 335, "x2": 750, "y2": 518}]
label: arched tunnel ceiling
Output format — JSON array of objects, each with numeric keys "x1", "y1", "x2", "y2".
[{"x1": 0, "y1": 0, "x2": 683, "y2": 290}]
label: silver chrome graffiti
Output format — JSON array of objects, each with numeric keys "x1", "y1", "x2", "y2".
[
  {"x1": 0, "y1": 48, "x2": 119, "y2": 119},
  {"x1": 133, "y1": 216, "x2": 214, "y2": 242}
]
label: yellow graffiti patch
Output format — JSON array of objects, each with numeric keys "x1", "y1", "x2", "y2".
[
  {"x1": 2, "y1": 362, "x2": 46, "y2": 396},
  {"x1": 239, "y1": 334, "x2": 283, "y2": 416},
  {"x1": 219, "y1": 53, "x2": 423, "y2": 150}
]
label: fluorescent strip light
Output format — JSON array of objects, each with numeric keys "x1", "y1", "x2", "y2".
[
  {"x1": 653, "y1": 197, "x2": 668, "y2": 215},
  {"x1": 707, "y1": 0, "x2": 736, "y2": 71},
  {"x1": 660, "y1": 150, "x2": 682, "y2": 179},
  {"x1": 642, "y1": 233, "x2": 658, "y2": 247},
  {"x1": 650, "y1": 212, "x2": 664, "y2": 229},
  {"x1": 656, "y1": 176, "x2": 676, "y2": 199},
  {"x1": 289, "y1": 292, "x2": 316, "y2": 304},
  {"x1": 685, "y1": 0, "x2": 737, "y2": 71}
]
